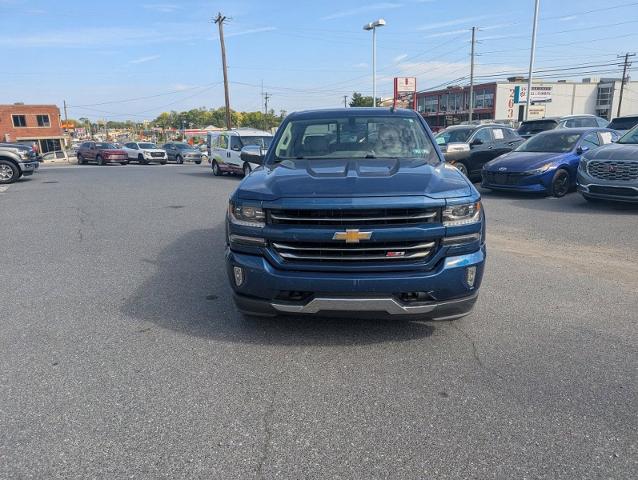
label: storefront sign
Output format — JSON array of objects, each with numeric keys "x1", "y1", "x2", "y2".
[{"x1": 514, "y1": 85, "x2": 552, "y2": 103}]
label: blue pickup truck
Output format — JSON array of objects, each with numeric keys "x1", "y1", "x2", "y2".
[{"x1": 225, "y1": 108, "x2": 486, "y2": 320}]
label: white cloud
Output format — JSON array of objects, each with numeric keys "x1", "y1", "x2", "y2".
[
  {"x1": 559, "y1": 15, "x2": 577, "y2": 21},
  {"x1": 143, "y1": 3, "x2": 180, "y2": 13},
  {"x1": 225, "y1": 26, "x2": 276, "y2": 38},
  {"x1": 129, "y1": 54, "x2": 161, "y2": 64},
  {"x1": 394, "y1": 53, "x2": 408, "y2": 63},
  {"x1": 424, "y1": 29, "x2": 469, "y2": 38},
  {"x1": 418, "y1": 15, "x2": 492, "y2": 31},
  {"x1": 321, "y1": 2, "x2": 402, "y2": 21},
  {"x1": 394, "y1": 60, "x2": 524, "y2": 87},
  {"x1": 353, "y1": 62, "x2": 369, "y2": 68}
]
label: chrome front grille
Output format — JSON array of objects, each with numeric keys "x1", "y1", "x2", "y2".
[
  {"x1": 269, "y1": 208, "x2": 439, "y2": 226},
  {"x1": 587, "y1": 160, "x2": 638, "y2": 181},
  {"x1": 272, "y1": 240, "x2": 436, "y2": 262}
]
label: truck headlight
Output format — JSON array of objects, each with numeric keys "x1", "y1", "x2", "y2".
[
  {"x1": 18, "y1": 150, "x2": 31, "y2": 160},
  {"x1": 228, "y1": 202, "x2": 266, "y2": 228},
  {"x1": 443, "y1": 202, "x2": 481, "y2": 226}
]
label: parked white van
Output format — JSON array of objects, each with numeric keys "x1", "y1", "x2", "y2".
[{"x1": 207, "y1": 128, "x2": 273, "y2": 176}]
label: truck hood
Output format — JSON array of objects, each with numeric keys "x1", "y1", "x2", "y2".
[
  {"x1": 583, "y1": 142, "x2": 638, "y2": 161},
  {"x1": 485, "y1": 151, "x2": 572, "y2": 172},
  {"x1": 234, "y1": 158, "x2": 473, "y2": 200}
]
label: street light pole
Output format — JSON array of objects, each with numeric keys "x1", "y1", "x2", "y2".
[
  {"x1": 363, "y1": 19, "x2": 386, "y2": 107},
  {"x1": 525, "y1": 0, "x2": 541, "y2": 121}
]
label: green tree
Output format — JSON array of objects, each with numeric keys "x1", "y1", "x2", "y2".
[{"x1": 349, "y1": 92, "x2": 381, "y2": 107}]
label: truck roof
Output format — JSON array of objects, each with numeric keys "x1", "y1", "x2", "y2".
[{"x1": 287, "y1": 108, "x2": 419, "y2": 120}]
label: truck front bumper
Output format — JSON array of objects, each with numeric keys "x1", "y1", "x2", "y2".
[
  {"x1": 18, "y1": 160, "x2": 39, "y2": 176},
  {"x1": 226, "y1": 247, "x2": 485, "y2": 320}
]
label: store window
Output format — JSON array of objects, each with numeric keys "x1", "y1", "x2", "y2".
[{"x1": 12, "y1": 114, "x2": 27, "y2": 127}]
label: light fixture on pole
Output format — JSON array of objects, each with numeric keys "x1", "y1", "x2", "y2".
[{"x1": 363, "y1": 18, "x2": 386, "y2": 107}]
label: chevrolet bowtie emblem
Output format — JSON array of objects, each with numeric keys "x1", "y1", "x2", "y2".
[{"x1": 333, "y1": 229, "x2": 373, "y2": 243}]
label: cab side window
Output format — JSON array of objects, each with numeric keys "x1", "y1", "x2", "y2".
[
  {"x1": 230, "y1": 136, "x2": 242, "y2": 151},
  {"x1": 219, "y1": 135, "x2": 228, "y2": 149},
  {"x1": 472, "y1": 128, "x2": 492, "y2": 144}
]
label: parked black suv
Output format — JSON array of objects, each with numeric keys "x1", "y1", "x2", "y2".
[{"x1": 434, "y1": 124, "x2": 524, "y2": 178}]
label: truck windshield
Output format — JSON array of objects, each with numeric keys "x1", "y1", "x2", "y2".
[
  {"x1": 273, "y1": 115, "x2": 438, "y2": 163},
  {"x1": 240, "y1": 136, "x2": 272, "y2": 148},
  {"x1": 434, "y1": 128, "x2": 472, "y2": 145},
  {"x1": 515, "y1": 132, "x2": 581, "y2": 153}
]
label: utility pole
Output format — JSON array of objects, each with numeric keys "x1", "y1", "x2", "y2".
[
  {"x1": 63, "y1": 100, "x2": 69, "y2": 147},
  {"x1": 525, "y1": 0, "x2": 541, "y2": 120},
  {"x1": 263, "y1": 91, "x2": 271, "y2": 130},
  {"x1": 214, "y1": 12, "x2": 232, "y2": 130},
  {"x1": 468, "y1": 27, "x2": 476, "y2": 123},
  {"x1": 343, "y1": 95, "x2": 348, "y2": 107},
  {"x1": 617, "y1": 52, "x2": 635, "y2": 117}
]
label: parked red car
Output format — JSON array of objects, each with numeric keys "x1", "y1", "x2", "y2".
[{"x1": 77, "y1": 141, "x2": 128, "y2": 165}]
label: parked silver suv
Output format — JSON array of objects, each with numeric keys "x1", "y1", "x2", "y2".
[{"x1": 577, "y1": 125, "x2": 638, "y2": 203}]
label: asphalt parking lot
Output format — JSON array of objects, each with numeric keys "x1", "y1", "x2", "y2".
[{"x1": 1, "y1": 164, "x2": 637, "y2": 479}]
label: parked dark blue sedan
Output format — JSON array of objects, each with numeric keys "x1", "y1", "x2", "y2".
[{"x1": 481, "y1": 128, "x2": 619, "y2": 197}]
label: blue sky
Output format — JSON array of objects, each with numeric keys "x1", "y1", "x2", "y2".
[{"x1": 1, "y1": 0, "x2": 636, "y2": 121}]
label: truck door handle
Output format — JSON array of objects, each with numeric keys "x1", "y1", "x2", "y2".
[{"x1": 488, "y1": 145, "x2": 494, "y2": 149}]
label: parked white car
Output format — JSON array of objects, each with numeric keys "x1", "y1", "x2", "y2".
[
  {"x1": 207, "y1": 128, "x2": 273, "y2": 176},
  {"x1": 122, "y1": 142, "x2": 167, "y2": 165}
]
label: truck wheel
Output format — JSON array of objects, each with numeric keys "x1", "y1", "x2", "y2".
[
  {"x1": 176, "y1": 155, "x2": 183, "y2": 164},
  {"x1": 243, "y1": 163, "x2": 252, "y2": 176},
  {"x1": 454, "y1": 162, "x2": 469, "y2": 177},
  {"x1": 138, "y1": 154, "x2": 148, "y2": 165},
  {"x1": 550, "y1": 169, "x2": 569, "y2": 197},
  {"x1": 77, "y1": 154, "x2": 85, "y2": 165},
  {"x1": 212, "y1": 161, "x2": 221, "y2": 176},
  {"x1": 97, "y1": 155, "x2": 104, "y2": 166},
  {"x1": 0, "y1": 160, "x2": 19, "y2": 184}
]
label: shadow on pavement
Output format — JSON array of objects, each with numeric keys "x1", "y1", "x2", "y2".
[
  {"x1": 122, "y1": 227, "x2": 434, "y2": 346},
  {"x1": 479, "y1": 187, "x2": 638, "y2": 216}
]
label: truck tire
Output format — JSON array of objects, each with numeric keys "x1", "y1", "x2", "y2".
[
  {"x1": 0, "y1": 159, "x2": 19, "y2": 184},
  {"x1": 243, "y1": 162, "x2": 252, "y2": 176},
  {"x1": 176, "y1": 155, "x2": 183, "y2": 164},
  {"x1": 97, "y1": 155, "x2": 104, "y2": 166},
  {"x1": 212, "y1": 160, "x2": 221, "y2": 176},
  {"x1": 454, "y1": 162, "x2": 469, "y2": 177},
  {"x1": 77, "y1": 153, "x2": 85, "y2": 165}
]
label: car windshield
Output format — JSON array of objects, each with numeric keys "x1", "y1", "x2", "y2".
[
  {"x1": 272, "y1": 115, "x2": 438, "y2": 163},
  {"x1": 434, "y1": 128, "x2": 472, "y2": 145},
  {"x1": 96, "y1": 143, "x2": 117, "y2": 149},
  {"x1": 515, "y1": 132, "x2": 582, "y2": 153},
  {"x1": 608, "y1": 117, "x2": 638, "y2": 131},
  {"x1": 617, "y1": 126, "x2": 638, "y2": 144},
  {"x1": 517, "y1": 120, "x2": 557, "y2": 135},
  {"x1": 240, "y1": 136, "x2": 272, "y2": 148},
  {"x1": 138, "y1": 143, "x2": 156, "y2": 149}
]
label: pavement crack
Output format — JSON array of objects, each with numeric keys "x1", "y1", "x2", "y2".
[
  {"x1": 256, "y1": 391, "x2": 276, "y2": 479},
  {"x1": 450, "y1": 323, "x2": 506, "y2": 382}
]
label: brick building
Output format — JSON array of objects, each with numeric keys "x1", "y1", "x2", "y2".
[{"x1": 0, "y1": 103, "x2": 65, "y2": 153}]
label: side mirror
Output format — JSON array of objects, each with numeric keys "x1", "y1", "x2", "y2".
[
  {"x1": 470, "y1": 138, "x2": 483, "y2": 146},
  {"x1": 240, "y1": 145, "x2": 266, "y2": 165},
  {"x1": 576, "y1": 145, "x2": 590, "y2": 155}
]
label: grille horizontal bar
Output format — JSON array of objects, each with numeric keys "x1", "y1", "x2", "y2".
[
  {"x1": 272, "y1": 240, "x2": 436, "y2": 262},
  {"x1": 587, "y1": 160, "x2": 638, "y2": 181},
  {"x1": 269, "y1": 208, "x2": 439, "y2": 226}
]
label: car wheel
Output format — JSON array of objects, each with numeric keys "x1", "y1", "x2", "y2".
[
  {"x1": 243, "y1": 162, "x2": 252, "y2": 176},
  {"x1": 97, "y1": 155, "x2": 104, "y2": 166},
  {"x1": 176, "y1": 155, "x2": 183, "y2": 164},
  {"x1": 77, "y1": 154, "x2": 85, "y2": 165},
  {"x1": 138, "y1": 154, "x2": 147, "y2": 165},
  {"x1": 195, "y1": 160, "x2": 202, "y2": 165},
  {"x1": 550, "y1": 168, "x2": 570, "y2": 197},
  {"x1": 121, "y1": 162, "x2": 128, "y2": 166},
  {"x1": 160, "y1": 161, "x2": 167, "y2": 165},
  {"x1": 0, "y1": 160, "x2": 19, "y2": 184},
  {"x1": 212, "y1": 160, "x2": 221, "y2": 176},
  {"x1": 454, "y1": 162, "x2": 469, "y2": 177}
]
